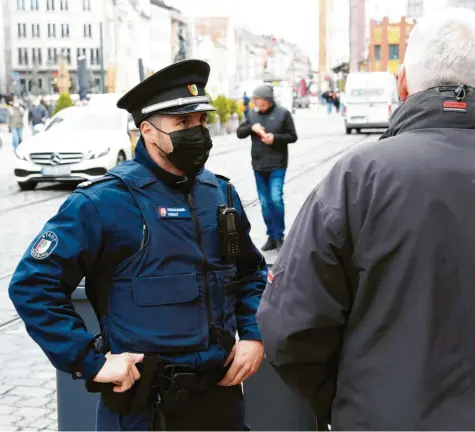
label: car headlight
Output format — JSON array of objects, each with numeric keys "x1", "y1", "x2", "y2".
[
  {"x1": 15, "y1": 149, "x2": 28, "y2": 161},
  {"x1": 87, "y1": 148, "x2": 110, "y2": 160}
]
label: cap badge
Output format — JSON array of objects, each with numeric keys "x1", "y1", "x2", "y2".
[{"x1": 188, "y1": 84, "x2": 198, "y2": 96}]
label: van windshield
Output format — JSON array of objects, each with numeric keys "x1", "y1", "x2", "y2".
[{"x1": 348, "y1": 88, "x2": 388, "y2": 103}]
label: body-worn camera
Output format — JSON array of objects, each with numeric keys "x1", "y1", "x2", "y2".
[{"x1": 218, "y1": 182, "x2": 240, "y2": 263}]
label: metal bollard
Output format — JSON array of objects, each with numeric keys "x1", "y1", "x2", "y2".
[
  {"x1": 243, "y1": 359, "x2": 317, "y2": 431},
  {"x1": 56, "y1": 284, "x2": 100, "y2": 431}
]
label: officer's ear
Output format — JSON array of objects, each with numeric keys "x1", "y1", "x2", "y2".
[{"x1": 140, "y1": 120, "x2": 152, "y2": 136}]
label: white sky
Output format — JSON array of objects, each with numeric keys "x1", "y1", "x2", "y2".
[{"x1": 166, "y1": 0, "x2": 319, "y2": 66}]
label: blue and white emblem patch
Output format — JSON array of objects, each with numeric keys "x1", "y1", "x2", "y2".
[{"x1": 31, "y1": 231, "x2": 58, "y2": 260}]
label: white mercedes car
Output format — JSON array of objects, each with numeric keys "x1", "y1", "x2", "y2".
[{"x1": 14, "y1": 105, "x2": 134, "y2": 191}]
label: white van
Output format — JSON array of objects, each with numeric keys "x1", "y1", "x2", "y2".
[{"x1": 344, "y1": 71, "x2": 400, "y2": 134}]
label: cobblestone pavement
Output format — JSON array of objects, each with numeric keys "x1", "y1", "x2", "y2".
[{"x1": 0, "y1": 109, "x2": 380, "y2": 431}]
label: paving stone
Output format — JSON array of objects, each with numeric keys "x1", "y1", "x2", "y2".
[
  {"x1": 8, "y1": 378, "x2": 49, "y2": 388},
  {"x1": 16, "y1": 397, "x2": 51, "y2": 408},
  {"x1": 0, "y1": 413, "x2": 23, "y2": 426},
  {"x1": 0, "y1": 404, "x2": 17, "y2": 415},
  {"x1": 0, "y1": 395, "x2": 22, "y2": 406},
  {"x1": 23, "y1": 416, "x2": 54, "y2": 430},
  {"x1": 0, "y1": 384, "x2": 14, "y2": 396},
  {"x1": 9, "y1": 386, "x2": 54, "y2": 398},
  {"x1": 35, "y1": 372, "x2": 55, "y2": 381}
]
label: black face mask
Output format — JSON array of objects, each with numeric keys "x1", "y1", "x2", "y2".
[{"x1": 150, "y1": 123, "x2": 213, "y2": 176}]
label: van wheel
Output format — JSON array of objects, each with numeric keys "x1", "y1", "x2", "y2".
[
  {"x1": 346, "y1": 127, "x2": 352, "y2": 135},
  {"x1": 356, "y1": 128, "x2": 362, "y2": 134}
]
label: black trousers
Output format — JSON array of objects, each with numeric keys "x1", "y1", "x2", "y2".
[{"x1": 96, "y1": 385, "x2": 247, "y2": 431}]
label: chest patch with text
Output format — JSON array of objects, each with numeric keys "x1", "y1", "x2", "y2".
[
  {"x1": 443, "y1": 100, "x2": 467, "y2": 113},
  {"x1": 157, "y1": 207, "x2": 191, "y2": 219}
]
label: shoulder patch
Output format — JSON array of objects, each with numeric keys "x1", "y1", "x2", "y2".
[
  {"x1": 215, "y1": 174, "x2": 230, "y2": 182},
  {"x1": 31, "y1": 231, "x2": 58, "y2": 260},
  {"x1": 76, "y1": 175, "x2": 114, "y2": 189}
]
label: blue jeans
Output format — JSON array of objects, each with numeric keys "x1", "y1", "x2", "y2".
[
  {"x1": 11, "y1": 128, "x2": 23, "y2": 150},
  {"x1": 254, "y1": 168, "x2": 286, "y2": 240},
  {"x1": 96, "y1": 385, "x2": 245, "y2": 431}
]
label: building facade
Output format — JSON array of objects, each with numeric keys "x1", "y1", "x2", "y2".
[
  {"x1": 170, "y1": 7, "x2": 191, "y2": 63},
  {"x1": 349, "y1": 0, "x2": 366, "y2": 72},
  {"x1": 0, "y1": 1, "x2": 7, "y2": 95},
  {"x1": 451, "y1": 0, "x2": 475, "y2": 8},
  {"x1": 368, "y1": 17, "x2": 415, "y2": 75},
  {"x1": 4, "y1": 0, "x2": 106, "y2": 95},
  {"x1": 325, "y1": 0, "x2": 350, "y2": 91},
  {"x1": 407, "y1": 0, "x2": 424, "y2": 18},
  {"x1": 149, "y1": 1, "x2": 172, "y2": 73},
  {"x1": 406, "y1": 0, "x2": 475, "y2": 17},
  {"x1": 318, "y1": 0, "x2": 327, "y2": 84}
]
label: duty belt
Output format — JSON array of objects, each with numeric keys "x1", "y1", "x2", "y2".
[{"x1": 86, "y1": 355, "x2": 229, "y2": 429}]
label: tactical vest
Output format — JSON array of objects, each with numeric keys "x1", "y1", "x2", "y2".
[{"x1": 90, "y1": 161, "x2": 239, "y2": 355}]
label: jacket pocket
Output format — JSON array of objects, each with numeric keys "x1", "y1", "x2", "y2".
[{"x1": 109, "y1": 273, "x2": 208, "y2": 352}]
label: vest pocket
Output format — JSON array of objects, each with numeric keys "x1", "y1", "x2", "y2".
[
  {"x1": 109, "y1": 273, "x2": 208, "y2": 352},
  {"x1": 214, "y1": 268, "x2": 238, "y2": 332}
]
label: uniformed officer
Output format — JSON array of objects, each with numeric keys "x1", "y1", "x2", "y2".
[{"x1": 9, "y1": 60, "x2": 267, "y2": 431}]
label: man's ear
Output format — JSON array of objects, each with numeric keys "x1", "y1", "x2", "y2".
[
  {"x1": 398, "y1": 65, "x2": 409, "y2": 102},
  {"x1": 140, "y1": 121, "x2": 147, "y2": 133}
]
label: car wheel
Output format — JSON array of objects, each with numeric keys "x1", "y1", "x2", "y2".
[
  {"x1": 116, "y1": 151, "x2": 126, "y2": 166},
  {"x1": 356, "y1": 128, "x2": 362, "y2": 134},
  {"x1": 18, "y1": 181, "x2": 37, "y2": 191},
  {"x1": 346, "y1": 127, "x2": 352, "y2": 135}
]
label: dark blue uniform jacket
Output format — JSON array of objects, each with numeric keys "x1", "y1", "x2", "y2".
[{"x1": 9, "y1": 139, "x2": 267, "y2": 381}]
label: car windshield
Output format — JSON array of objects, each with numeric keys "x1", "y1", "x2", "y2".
[{"x1": 45, "y1": 107, "x2": 123, "y2": 132}]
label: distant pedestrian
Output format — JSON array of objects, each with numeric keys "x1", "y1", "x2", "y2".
[
  {"x1": 237, "y1": 84, "x2": 298, "y2": 252},
  {"x1": 332, "y1": 92, "x2": 341, "y2": 113},
  {"x1": 243, "y1": 92, "x2": 250, "y2": 120},
  {"x1": 7, "y1": 99, "x2": 25, "y2": 150},
  {"x1": 28, "y1": 98, "x2": 49, "y2": 134}
]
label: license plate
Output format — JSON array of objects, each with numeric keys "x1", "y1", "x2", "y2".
[{"x1": 41, "y1": 165, "x2": 71, "y2": 176}]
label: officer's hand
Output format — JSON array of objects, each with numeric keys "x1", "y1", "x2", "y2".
[
  {"x1": 93, "y1": 352, "x2": 144, "y2": 393},
  {"x1": 217, "y1": 340, "x2": 264, "y2": 387},
  {"x1": 251, "y1": 123, "x2": 264, "y2": 133},
  {"x1": 262, "y1": 133, "x2": 274, "y2": 145}
]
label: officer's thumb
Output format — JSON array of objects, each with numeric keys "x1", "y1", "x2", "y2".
[{"x1": 128, "y1": 353, "x2": 144, "y2": 364}]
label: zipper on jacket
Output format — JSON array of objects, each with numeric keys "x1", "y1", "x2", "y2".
[
  {"x1": 140, "y1": 223, "x2": 147, "y2": 250},
  {"x1": 186, "y1": 192, "x2": 216, "y2": 341}
]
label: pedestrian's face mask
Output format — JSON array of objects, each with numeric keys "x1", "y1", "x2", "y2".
[{"x1": 149, "y1": 122, "x2": 213, "y2": 176}]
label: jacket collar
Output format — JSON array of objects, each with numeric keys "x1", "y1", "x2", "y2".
[{"x1": 381, "y1": 86, "x2": 475, "y2": 140}]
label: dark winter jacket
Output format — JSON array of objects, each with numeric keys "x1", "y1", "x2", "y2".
[
  {"x1": 236, "y1": 104, "x2": 297, "y2": 171},
  {"x1": 257, "y1": 87, "x2": 475, "y2": 430}
]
